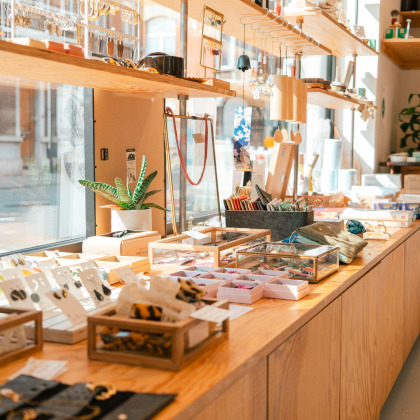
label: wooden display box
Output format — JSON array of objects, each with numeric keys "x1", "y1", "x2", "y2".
[
  {"x1": 149, "y1": 227, "x2": 271, "y2": 271},
  {"x1": 87, "y1": 298, "x2": 229, "y2": 371},
  {"x1": 0, "y1": 308, "x2": 42, "y2": 364},
  {"x1": 93, "y1": 256, "x2": 150, "y2": 284}
]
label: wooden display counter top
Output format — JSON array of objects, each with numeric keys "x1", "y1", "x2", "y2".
[{"x1": 1, "y1": 223, "x2": 420, "y2": 420}]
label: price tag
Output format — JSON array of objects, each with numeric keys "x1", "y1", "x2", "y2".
[
  {"x1": 183, "y1": 230, "x2": 208, "y2": 240},
  {"x1": 189, "y1": 305, "x2": 229, "y2": 323}
]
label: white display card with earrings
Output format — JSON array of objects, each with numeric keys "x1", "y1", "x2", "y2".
[
  {"x1": 25, "y1": 272, "x2": 56, "y2": 311},
  {"x1": 78, "y1": 268, "x2": 112, "y2": 307},
  {"x1": 45, "y1": 289, "x2": 88, "y2": 327},
  {"x1": 50, "y1": 266, "x2": 87, "y2": 301},
  {"x1": 1, "y1": 277, "x2": 36, "y2": 310}
]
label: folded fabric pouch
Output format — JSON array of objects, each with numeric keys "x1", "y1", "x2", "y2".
[{"x1": 296, "y1": 222, "x2": 368, "y2": 263}]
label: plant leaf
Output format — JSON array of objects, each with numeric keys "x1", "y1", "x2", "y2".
[
  {"x1": 140, "y1": 203, "x2": 167, "y2": 211},
  {"x1": 134, "y1": 190, "x2": 161, "y2": 210},
  {"x1": 133, "y1": 156, "x2": 147, "y2": 202},
  {"x1": 115, "y1": 177, "x2": 132, "y2": 203},
  {"x1": 78, "y1": 180, "x2": 118, "y2": 199},
  {"x1": 406, "y1": 108, "x2": 415, "y2": 116},
  {"x1": 134, "y1": 171, "x2": 157, "y2": 204},
  {"x1": 409, "y1": 94, "x2": 414, "y2": 103},
  {"x1": 400, "y1": 122, "x2": 410, "y2": 133},
  {"x1": 126, "y1": 178, "x2": 133, "y2": 199}
]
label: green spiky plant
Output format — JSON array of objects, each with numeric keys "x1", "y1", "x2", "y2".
[
  {"x1": 399, "y1": 94, "x2": 420, "y2": 153},
  {"x1": 78, "y1": 156, "x2": 166, "y2": 211}
]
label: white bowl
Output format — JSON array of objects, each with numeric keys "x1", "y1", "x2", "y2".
[{"x1": 390, "y1": 156, "x2": 407, "y2": 163}]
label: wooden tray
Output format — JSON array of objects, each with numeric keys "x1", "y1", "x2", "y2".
[
  {"x1": 88, "y1": 298, "x2": 229, "y2": 371},
  {"x1": 0, "y1": 307, "x2": 42, "y2": 364}
]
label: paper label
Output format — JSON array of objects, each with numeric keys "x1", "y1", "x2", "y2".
[
  {"x1": 126, "y1": 148, "x2": 136, "y2": 183},
  {"x1": 228, "y1": 304, "x2": 253, "y2": 321},
  {"x1": 190, "y1": 305, "x2": 229, "y2": 323},
  {"x1": 183, "y1": 230, "x2": 208, "y2": 240},
  {"x1": 9, "y1": 358, "x2": 68, "y2": 381}
]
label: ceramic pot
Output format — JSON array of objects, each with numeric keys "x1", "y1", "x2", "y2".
[{"x1": 111, "y1": 209, "x2": 152, "y2": 231}]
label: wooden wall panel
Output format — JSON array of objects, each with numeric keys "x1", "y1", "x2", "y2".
[
  {"x1": 341, "y1": 268, "x2": 379, "y2": 420},
  {"x1": 193, "y1": 358, "x2": 267, "y2": 420},
  {"x1": 404, "y1": 231, "x2": 420, "y2": 358},
  {"x1": 93, "y1": 90, "x2": 166, "y2": 236},
  {"x1": 268, "y1": 298, "x2": 341, "y2": 420}
]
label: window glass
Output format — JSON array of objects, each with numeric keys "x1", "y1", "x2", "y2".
[{"x1": 0, "y1": 80, "x2": 91, "y2": 254}]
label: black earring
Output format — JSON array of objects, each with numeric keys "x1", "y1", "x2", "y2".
[
  {"x1": 94, "y1": 289, "x2": 104, "y2": 301},
  {"x1": 75, "y1": 280, "x2": 83, "y2": 288},
  {"x1": 102, "y1": 285, "x2": 111, "y2": 296},
  {"x1": 11, "y1": 290, "x2": 26, "y2": 301}
]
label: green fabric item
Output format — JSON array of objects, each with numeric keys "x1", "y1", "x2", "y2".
[
  {"x1": 294, "y1": 234, "x2": 354, "y2": 264},
  {"x1": 296, "y1": 222, "x2": 367, "y2": 262}
]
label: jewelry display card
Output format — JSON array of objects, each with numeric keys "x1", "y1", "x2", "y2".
[
  {"x1": 1, "y1": 277, "x2": 36, "y2": 310},
  {"x1": 37, "y1": 259, "x2": 58, "y2": 270},
  {"x1": 78, "y1": 268, "x2": 112, "y2": 307},
  {"x1": 25, "y1": 273, "x2": 55, "y2": 311},
  {"x1": 45, "y1": 290, "x2": 88, "y2": 327},
  {"x1": 114, "y1": 266, "x2": 138, "y2": 285},
  {"x1": 78, "y1": 261, "x2": 98, "y2": 270},
  {"x1": 0, "y1": 267, "x2": 24, "y2": 281},
  {"x1": 49, "y1": 267, "x2": 86, "y2": 301}
]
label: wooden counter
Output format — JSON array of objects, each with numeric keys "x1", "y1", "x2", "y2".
[{"x1": 1, "y1": 223, "x2": 420, "y2": 420}]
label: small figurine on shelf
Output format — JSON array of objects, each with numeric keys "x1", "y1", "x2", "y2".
[
  {"x1": 391, "y1": 9, "x2": 400, "y2": 25},
  {"x1": 385, "y1": 10, "x2": 402, "y2": 38}
]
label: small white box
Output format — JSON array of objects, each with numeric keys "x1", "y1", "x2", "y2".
[
  {"x1": 362, "y1": 174, "x2": 402, "y2": 189},
  {"x1": 263, "y1": 277, "x2": 309, "y2": 301}
]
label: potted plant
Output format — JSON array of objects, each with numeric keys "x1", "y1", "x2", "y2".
[
  {"x1": 399, "y1": 94, "x2": 420, "y2": 153},
  {"x1": 79, "y1": 156, "x2": 165, "y2": 231}
]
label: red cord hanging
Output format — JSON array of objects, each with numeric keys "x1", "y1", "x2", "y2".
[{"x1": 165, "y1": 106, "x2": 209, "y2": 186}]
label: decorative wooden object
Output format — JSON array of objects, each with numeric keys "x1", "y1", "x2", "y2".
[
  {"x1": 381, "y1": 38, "x2": 420, "y2": 70},
  {"x1": 148, "y1": 227, "x2": 271, "y2": 271},
  {"x1": 285, "y1": 8, "x2": 378, "y2": 56},
  {"x1": 265, "y1": 142, "x2": 295, "y2": 200},
  {"x1": 307, "y1": 88, "x2": 376, "y2": 110},
  {"x1": 0, "y1": 40, "x2": 236, "y2": 98},
  {"x1": 0, "y1": 308, "x2": 42, "y2": 364},
  {"x1": 200, "y1": 5, "x2": 224, "y2": 76},
  {"x1": 87, "y1": 298, "x2": 229, "y2": 371}
]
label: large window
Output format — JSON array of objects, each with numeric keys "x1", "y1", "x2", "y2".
[{"x1": 0, "y1": 81, "x2": 94, "y2": 255}]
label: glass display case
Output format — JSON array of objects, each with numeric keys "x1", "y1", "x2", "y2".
[
  {"x1": 0, "y1": 0, "x2": 140, "y2": 60},
  {"x1": 149, "y1": 227, "x2": 271, "y2": 271},
  {"x1": 235, "y1": 242, "x2": 340, "y2": 283}
]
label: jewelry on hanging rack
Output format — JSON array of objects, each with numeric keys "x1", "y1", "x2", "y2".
[
  {"x1": 98, "y1": 34, "x2": 104, "y2": 53},
  {"x1": 117, "y1": 39, "x2": 124, "y2": 58},
  {"x1": 107, "y1": 36, "x2": 114, "y2": 56},
  {"x1": 88, "y1": 30, "x2": 95, "y2": 51}
]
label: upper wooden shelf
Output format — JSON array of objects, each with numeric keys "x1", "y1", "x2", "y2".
[
  {"x1": 307, "y1": 88, "x2": 374, "y2": 111},
  {"x1": 382, "y1": 38, "x2": 420, "y2": 70},
  {"x1": 401, "y1": 11, "x2": 420, "y2": 27},
  {"x1": 151, "y1": 0, "x2": 331, "y2": 57},
  {"x1": 284, "y1": 8, "x2": 378, "y2": 57},
  {"x1": 0, "y1": 40, "x2": 236, "y2": 97}
]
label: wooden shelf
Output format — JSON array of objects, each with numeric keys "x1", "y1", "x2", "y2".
[
  {"x1": 307, "y1": 88, "x2": 374, "y2": 110},
  {"x1": 0, "y1": 40, "x2": 236, "y2": 97},
  {"x1": 382, "y1": 38, "x2": 420, "y2": 70},
  {"x1": 401, "y1": 11, "x2": 420, "y2": 27},
  {"x1": 285, "y1": 8, "x2": 378, "y2": 57},
  {"x1": 151, "y1": 0, "x2": 332, "y2": 58}
]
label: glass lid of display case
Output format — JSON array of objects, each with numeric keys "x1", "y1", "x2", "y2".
[
  {"x1": 168, "y1": 230, "x2": 255, "y2": 246},
  {"x1": 239, "y1": 242, "x2": 339, "y2": 257}
]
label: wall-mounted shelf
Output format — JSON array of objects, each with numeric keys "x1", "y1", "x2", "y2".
[
  {"x1": 0, "y1": 40, "x2": 236, "y2": 97},
  {"x1": 401, "y1": 11, "x2": 420, "y2": 27},
  {"x1": 307, "y1": 88, "x2": 374, "y2": 110},
  {"x1": 382, "y1": 38, "x2": 420, "y2": 70},
  {"x1": 151, "y1": 0, "x2": 332, "y2": 58},
  {"x1": 285, "y1": 8, "x2": 378, "y2": 57}
]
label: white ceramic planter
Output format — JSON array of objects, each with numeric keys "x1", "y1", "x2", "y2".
[{"x1": 111, "y1": 209, "x2": 152, "y2": 231}]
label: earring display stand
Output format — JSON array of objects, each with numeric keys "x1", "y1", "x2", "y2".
[{"x1": 0, "y1": 307, "x2": 42, "y2": 365}]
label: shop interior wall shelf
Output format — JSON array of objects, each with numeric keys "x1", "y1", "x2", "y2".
[
  {"x1": 151, "y1": 0, "x2": 331, "y2": 58},
  {"x1": 382, "y1": 38, "x2": 420, "y2": 70},
  {"x1": 307, "y1": 88, "x2": 374, "y2": 111},
  {"x1": 284, "y1": 8, "x2": 378, "y2": 57},
  {"x1": 401, "y1": 11, "x2": 420, "y2": 27},
  {"x1": 0, "y1": 40, "x2": 236, "y2": 98}
]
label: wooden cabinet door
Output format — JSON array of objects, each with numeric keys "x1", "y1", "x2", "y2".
[
  {"x1": 341, "y1": 245, "x2": 406, "y2": 420},
  {"x1": 404, "y1": 231, "x2": 420, "y2": 358},
  {"x1": 268, "y1": 298, "x2": 341, "y2": 420},
  {"x1": 341, "y1": 267, "x2": 380, "y2": 420},
  {"x1": 193, "y1": 358, "x2": 267, "y2": 420}
]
